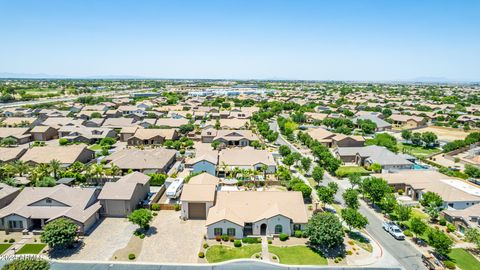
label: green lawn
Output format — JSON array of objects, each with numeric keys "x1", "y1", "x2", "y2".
[
  {"x1": 88, "y1": 144, "x2": 103, "y2": 151},
  {"x1": 15, "y1": 244, "x2": 46, "y2": 255},
  {"x1": 411, "y1": 209, "x2": 429, "y2": 221},
  {"x1": 206, "y1": 244, "x2": 262, "y2": 263},
  {"x1": 0, "y1": 244, "x2": 12, "y2": 254},
  {"x1": 449, "y1": 248, "x2": 480, "y2": 270},
  {"x1": 397, "y1": 143, "x2": 441, "y2": 159},
  {"x1": 335, "y1": 166, "x2": 370, "y2": 178},
  {"x1": 268, "y1": 245, "x2": 327, "y2": 265},
  {"x1": 348, "y1": 231, "x2": 373, "y2": 253}
]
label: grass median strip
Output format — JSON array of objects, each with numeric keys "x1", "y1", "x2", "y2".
[{"x1": 15, "y1": 243, "x2": 47, "y2": 255}]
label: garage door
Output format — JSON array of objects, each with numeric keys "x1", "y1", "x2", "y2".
[{"x1": 188, "y1": 203, "x2": 206, "y2": 219}]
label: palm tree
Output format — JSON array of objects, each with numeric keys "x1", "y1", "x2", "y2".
[
  {"x1": 90, "y1": 164, "x2": 104, "y2": 183},
  {"x1": 110, "y1": 164, "x2": 122, "y2": 178},
  {"x1": 13, "y1": 160, "x2": 29, "y2": 177},
  {"x1": 49, "y1": 159, "x2": 61, "y2": 179}
]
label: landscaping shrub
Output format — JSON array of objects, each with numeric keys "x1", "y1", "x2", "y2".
[
  {"x1": 446, "y1": 223, "x2": 456, "y2": 233},
  {"x1": 444, "y1": 260, "x2": 455, "y2": 269},
  {"x1": 439, "y1": 218, "x2": 447, "y2": 226},
  {"x1": 234, "y1": 240, "x2": 242, "y2": 247},
  {"x1": 1, "y1": 258, "x2": 49, "y2": 270},
  {"x1": 203, "y1": 243, "x2": 209, "y2": 249},
  {"x1": 302, "y1": 231, "x2": 308, "y2": 238},
  {"x1": 272, "y1": 255, "x2": 277, "y2": 260},
  {"x1": 151, "y1": 204, "x2": 160, "y2": 211},
  {"x1": 8, "y1": 239, "x2": 14, "y2": 243},
  {"x1": 268, "y1": 240, "x2": 272, "y2": 244},
  {"x1": 398, "y1": 189, "x2": 404, "y2": 195},
  {"x1": 152, "y1": 212, "x2": 158, "y2": 216},
  {"x1": 221, "y1": 234, "x2": 229, "y2": 242},
  {"x1": 279, "y1": 233, "x2": 289, "y2": 241},
  {"x1": 229, "y1": 237, "x2": 235, "y2": 242},
  {"x1": 346, "y1": 250, "x2": 353, "y2": 255},
  {"x1": 242, "y1": 237, "x2": 261, "y2": 244},
  {"x1": 174, "y1": 204, "x2": 181, "y2": 211},
  {"x1": 215, "y1": 235, "x2": 221, "y2": 242},
  {"x1": 198, "y1": 252, "x2": 205, "y2": 258},
  {"x1": 255, "y1": 254, "x2": 260, "y2": 259},
  {"x1": 294, "y1": 230, "x2": 303, "y2": 238},
  {"x1": 403, "y1": 230, "x2": 413, "y2": 237},
  {"x1": 128, "y1": 253, "x2": 136, "y2": 260}
]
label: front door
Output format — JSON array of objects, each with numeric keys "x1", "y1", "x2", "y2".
[{"x1": 260, "y1": 223, "x2": 267, "y2": 235}]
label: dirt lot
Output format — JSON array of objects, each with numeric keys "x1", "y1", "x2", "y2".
[{"x1": 415, "y1": 126, "x2": 473, "y2": 142}]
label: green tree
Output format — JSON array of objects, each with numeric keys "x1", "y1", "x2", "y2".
[
  {"x1": 362, "y1": 177, "x2": 392, "y2": 206},
  {"x1": 369, "y1": 163, "x2": 382, "y2": 173},
  {"x1": 179, "y1": 124, "x2": 194, "y2": 134},
  {"x1": 317, "y1": 185, "x2": 335, "y2": 208},
  {"x1": 49, "y1": 159, "x2": 61, "y2": 179},
  {"x1": 128, "y1": 208, "x2": 153, "y2": 230},
  {"x1": 343, "y1": 188, "x2": 359, "y2": 209},
  {"x1": 41, "y1": 218, "x2": 78, "y2": 249},
  {"x1": 341, "y1": 208, "x2": 368, "y2": 231},
  {"x1": 305, "y1": 212, "x2": 344, "y2": 249},
  {"x1": 0, "y1": 137, "x2": 17, "y2": 146},
  {"x1": 36, "y1": 176, "x2": 56, "y2": 187},
  {"x1": 300, "y1": 157, "x2": 312, "y2": 172},
  {"x1": 427, "y1": 228, "x2": 453, "y2": 256},
  {"x1": 411, "y1": 132, "x2": 423, "y2": 146},
  {"x1": 464, "y1": 228, "x2": 480, "y2": 249},
  {"x1": 279, "y1": 145, "x2": 291, "y2": 157},
  {"x1": 379, "y1": 193, "x2": 397, "y2": 214},
  {"x1": 401, "y1": 130, "x2": 412, "y2": 141},
  {"x1": 420, "y1": 192, "x2": 443, "y2": 207},
  {"x1": 58, "y1": 138, "x2": 69, "y2": 145},
  {"x1": 425, "y1": 202, "x2": 440, "y2": 222},
  {"x1": 292, "y1": 182, "x2": 312, "y2": 199},
  {"x1": 90, "y1": 112, "x2": 102, "y2": 118},
  {"x1": 395, "y1": 205, "x2": 412, "y2": 222},
  {"x1": 465, "y1": 164, "x2": 480, "y2": 179},
  {"x1": 421, "y1": 132, "x2": 438, "y2": 146},
  {"x1": 327, "y1": 181, "x2": 339, "y2": 194},
  {"x1": 282, "y1": 154, "x2": 295, "y2": 168},
  {"x1": 348, "y1": 173, "x2": 362, "y2": 189},
  {"x1": 312, "y1": 166, "x2": 324, "y2": 183},
  {"x1": 410, "y1": 217, "x2": 427, "y2": 239}
]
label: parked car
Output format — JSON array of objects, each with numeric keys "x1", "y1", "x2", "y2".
[{"x1": 382, "y1": 221, "x2": 405, "y2": 240}]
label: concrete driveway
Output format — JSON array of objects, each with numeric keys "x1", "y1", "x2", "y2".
[
  {"x1": 138, "y1": 210, "x2": 205, "y2": 263},
  {"x1": 68, "y1": 218, "x2": 136, "y2": 261}
]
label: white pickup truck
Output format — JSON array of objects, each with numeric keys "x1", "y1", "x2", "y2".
[{"x1": 382, "y1": 221, "x2": 405, "y2": 240}]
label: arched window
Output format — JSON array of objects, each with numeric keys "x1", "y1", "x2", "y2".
[{"x1": 275, "y1": 224, "x2": 283, "y2": 234}]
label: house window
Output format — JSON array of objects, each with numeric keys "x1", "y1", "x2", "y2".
[
  {"x1": 214, "y1": 228, "x2": 223, "y2": 236},
  {"x1": 8, "y1": 220, "x2": 23, "y2": 229},
  {"x1": 46, "y1": 199, "x2": 52, "y2": 204},
  {"x1": 275, "y1": 225, "x2": 283, "y2": 234},
  {"x1": 293, "y1": 224, "x2": 301, "y2": 231},
  {"x1": 227, "y1": 228, "x2": 236, "y2": 236}
]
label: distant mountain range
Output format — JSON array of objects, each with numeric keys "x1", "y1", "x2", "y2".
[{"x1": 0, "y1": 72, "x2": 477, "y2": 83}]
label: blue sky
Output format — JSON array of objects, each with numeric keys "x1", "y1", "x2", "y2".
[{"x1": 0, "y1": 0, "x2": 479, "y2": 81}]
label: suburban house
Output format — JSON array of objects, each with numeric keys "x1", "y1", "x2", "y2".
[
  {"x1": 127, "y1": 128, "x2": 179, "y2": 146},
  {"x1": 29, "y1": 126, "x2": 58, "y2": 141},
  {"x1": 119, "y1": 126, "x2": 139, "y2": 142},
  {"x1": 205, "y1": 191, "x2": 308, "y2": 238},
  {"x1": 180, "y1": 183, "x2": 217, "y2": 220},
  {"x1": 352, "y1": 114, "x2": 392, "y2": 132},
  {"x1": 335, "y1": 145, "x2": 415, "y2": 171},
  {"x1": 0, "y1": 128, "x2": 31, "y2": 144},
  {"x1": 102, "y1": 118, "x2": 137, "y2": 129},
  {"x1": 0, "y1": 185, "x2": 101, "y2": 234},
  {"x1": 389, "y1": 114, "x2": 427, "y2": 129},
  {"x1": 307, "y1": 128, "x2": 365, "y2": 148},
  {"x1": 374, "y1": 170, "x2": 480, "y2": 210},
  {"x1": 203, "y1": 119, "x2": 249, "y2": 130},
  {"x1": 443, "y1": 204, "x2": 480, "y2": 234},
  {"x1": 201, "y1": 129, "x2": 258, "y2": 146},
  {"x1": 186, "y1": 153, "x2": 218, "y2": 176},
  {"x1": 0, "y1": 183, "x2": 21, "y2": 209},
  {"x1": 155, "y1": 118, "x2": 189, "y2": 128},
  {"x1": 217, "y1": 147, "x2": 276, "y2": 176},
  {"x1": 98, "y1": 172, "x2": 150, "y2": 217},
  {"x1": 58, "y1": 126, "x2": 117, "y2": 144},
  {"x1": 0, "y1": 147, "x2": 27, "y2": 163},
  {"x1": 103, "y1": 148, "x2": 177, "y2": 174},
  {"x1": 20, "y1": 145, "x2": 95, "y2": 166}
]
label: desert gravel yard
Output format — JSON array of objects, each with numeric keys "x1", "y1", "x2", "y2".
[
  {"x1": 138, "y1": 210, "x2": 205, "y2": 263},
  {"x1": 67, "y1": 218, "x2": 136, "y2": 261}
]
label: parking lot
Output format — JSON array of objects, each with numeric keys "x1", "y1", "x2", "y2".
[{"x1": 138, "y1": 210, "x2": 205, "y2": 263}]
